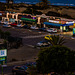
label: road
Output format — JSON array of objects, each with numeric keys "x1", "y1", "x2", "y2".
[
  {"x1": 1, "y1": 26, "x2": 75, "y2": 50},
  {"x1": 0, "y1": 65, "x2": 13, "y2": 75},
  {"x1": 0, "y1": 26, "x2": 75, "y2": 74}
]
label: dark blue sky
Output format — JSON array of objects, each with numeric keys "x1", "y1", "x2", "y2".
[{"x1": 1, "y1": 0, "x2": 75, "y2": 4}]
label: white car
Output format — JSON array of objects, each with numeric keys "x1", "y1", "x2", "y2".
[
  {"x1": 30, "y1": 26, "x2": 38, "y2": 30},
  {"x1": 4, "y1": 21, "x2": 8, "y2": 24},
  {"x1": 17, "y1": 24, "x2": 24, "y2": 27},
  {"x1": 36, "y1": 40, "x2": 51, "y2": 47},
  {"x1": 3, "y1": 24, "x2": 11, "y2": 28},
  {"x1": 47, "y1": 28, "x2": 57, "y2": 33}
]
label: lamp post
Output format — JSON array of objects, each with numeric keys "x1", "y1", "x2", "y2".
[{"x1": 1, "y1": 61, "x2": 3, "y2": 75}]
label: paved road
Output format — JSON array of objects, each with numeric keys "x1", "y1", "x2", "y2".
[
  {"x1": 0, "y1": 65, "x2": 13, "y2": 75},
  {"x1": 0, "y1": 37, "x2": 75, "y2": 75},
  {"x1": 23, "y1": 36, "x2": 75, "y2": 50},
  {"x1": 0, "y1": 26, "x2": 75, "y2": 74},
  {"x1": 1, "y1": 26, "x2": 75, "y2": 50}
]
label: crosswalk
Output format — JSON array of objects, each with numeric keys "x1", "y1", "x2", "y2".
[
  {"x1": 21, "y1": 33, "x2": 75, "y2": 40},
  {"x1": 22, "y1": 33, "x2": 50, "y2": 39}
]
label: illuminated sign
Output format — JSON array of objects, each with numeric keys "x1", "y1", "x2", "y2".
[
  {"x1": 0, "y1": 49, "x2": 7, "y2": 57},
  {"x1": 49, "y1": 20, "x2": 60, "y2": 23},
  {"x1": 0, "y1": 57, "x2": 5, "y2": 61},
  {"x1": 73, "y1": 28, "x2": 75, "y2": 35},
  {"x1": 66, "y1": 21, "x2": 74, "y2": 24}
]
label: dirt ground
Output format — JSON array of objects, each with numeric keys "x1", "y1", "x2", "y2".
[
  {"x1": 8, "y1": 3, "x2": 75, "y2": 19},
  {"x1": 7, "y1": 45, "x2": 40, "y2": 63}
]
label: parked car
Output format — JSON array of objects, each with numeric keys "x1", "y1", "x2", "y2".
[
  {"x1": 4, "y1": 21, "x2": 8, "y2": 24},
  {"x1": 17, "y1": 24, "x2": 24, "y2": 27},
  {"x1": 23, "y1": 25, "x2": 30, "y2": 29},
  {"x1": 30, "y1": 26, "x2": 38, "y2": 30},
  {"x1": 0, "y1": 21, "x2": 3, "y2": 24},
  {"x1": 47, "y1": 28, "x2": 57, "y2": 33},
  {"x1": 39, "y1": 27, "x2": 47, "y2": 31},
  {"x1": 10, "y1": 23, "x2": 17, "y2": 26},
  {"x1": 12, "y1": 66, "x2": 28, "y2": 75},
  {"x1": 44, "y1": 35, "x2": 52, "y2": 40},
  {"x1": 36, "y1": 40, "x2": 51, "y2": 47},
  {"x1": 3, "y1": 24, "x2": 11, "y2": 28}
]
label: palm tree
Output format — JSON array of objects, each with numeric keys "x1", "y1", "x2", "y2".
[{"x1": 49, "y1": 35, "x2": 66, "y2": 46}]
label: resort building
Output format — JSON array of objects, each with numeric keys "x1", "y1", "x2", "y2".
[
  {"x1": 1, "y1": 11, "x2": 75, "y2": 32},
  {"x1": 2, "y1": 12, "x2": 20, "y2": 23}
]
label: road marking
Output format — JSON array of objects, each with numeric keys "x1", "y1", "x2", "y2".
[
  {"x1": 22, "y1": 34, "x2": 50, "y2": 39},
  {"x1": 25, "y1": 44, "x2": 34, "y2": 48}
]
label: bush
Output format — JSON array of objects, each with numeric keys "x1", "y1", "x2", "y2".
[
  {"x1": 46, "y1": 11, "x2": 73, "y2": 19},
  {"x1": 22, "y1": 8, "x2": 42, "y2": 15},
  {"x1": 11, "y1": 58, "x2": 18, "y2": 62},
  {"x1": 36, "y1": 45, "x2": 75, "y2": 75}
]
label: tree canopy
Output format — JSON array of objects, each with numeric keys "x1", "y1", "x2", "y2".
[
  {"x1": 39, "y1": 0, "x2": 50, "y2": 9},
  {"x1": 36, "y1": 45, "x2": 75, "y2": 75}
]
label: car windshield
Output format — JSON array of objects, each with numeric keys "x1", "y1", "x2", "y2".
[
  {"x1": 40, "y1": 40, "x2": 49, "y2": 43},
  {"x1": 16, "y1": 66, "x2": 24, "y2": 70},
  {"x1": 46, "y1": 36, "x2": 50, "y2": 37},
  {"x1": 18, "y1": 24, "x2": 21, "y2": 25},
  {"x1": 4, "y1": 24, "x2": 8, "y2": 25},
  {"x1": 16, "y1": 67, "x2": 21, "y2": 69},
  {"x1": 22, "y1": 66, "x2": 28, "y2": 70},
  {"x1": 49, "y1": 29, "x2": 53, "y2": 30},
  {"x1": 20, "y1": 67, "x2": 25, "y2": 70}
]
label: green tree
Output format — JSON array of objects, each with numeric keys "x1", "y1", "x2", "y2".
[
  {"x1": 36, "y1": 46, "x2": 75, "y2": 75},
  {"x1": 49, "y1": 35, "x2": 66, "y2": 46}
]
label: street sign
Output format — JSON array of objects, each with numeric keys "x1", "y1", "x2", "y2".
[
  {"x1": 0, "y1": 49, "x2": 7, "y2": 75},
  {"x1": 0, "y1": 49, "x2": 7, "y2": 63},
  {"x1": 0, "y1": 49, "x2": 7, "y2": 57}
]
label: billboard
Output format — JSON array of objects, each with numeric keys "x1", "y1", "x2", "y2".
[
  {"x1": 0, "y1": 49, "x2": 7, "y2": 63},
  {"x1": 0, "y1": 49, "x2": 7, "y2": 57}
]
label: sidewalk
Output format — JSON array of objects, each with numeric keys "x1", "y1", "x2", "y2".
[
  {"x1": 58, "y1": 31, "x2": 72, "y2": 35},
  {"x1": 57, "y1": 31, "x2": 73, "y2": 39}
]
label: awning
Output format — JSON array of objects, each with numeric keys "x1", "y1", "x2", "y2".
[
  {"x1": 21, "y1": 18, "x2": 36, "y2": 22},
  {"x1": 61, "y1": 23, "x2": 73, "y2": 26},
  {"x1": 44, "y1": 22, "x2": 62, "y2": 27}
]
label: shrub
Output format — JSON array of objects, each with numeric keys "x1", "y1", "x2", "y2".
[{"x1": 36, "y1": 45, "x2": 75, "y2": 75}]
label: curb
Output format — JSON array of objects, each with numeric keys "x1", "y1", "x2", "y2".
[
  {"x1": 25, "y1": 44, "x2": 34, "y2": 48},
  {"x1": 7, "y1": 59, "x2": 37, "y2": 66}
]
